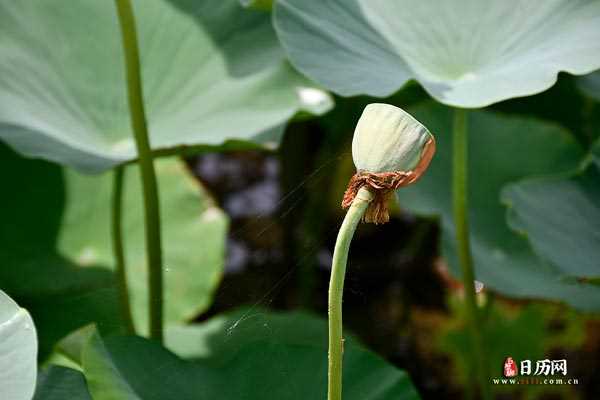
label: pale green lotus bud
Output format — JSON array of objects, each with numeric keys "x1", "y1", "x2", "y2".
[
  {"x1": 352, "y1": 103, "x2": 433, "y2": 173},
  {"x1": 343, "y1": 103, "x2": 435, "y2": 224}
]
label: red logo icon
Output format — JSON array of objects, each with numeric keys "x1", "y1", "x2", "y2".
[{"x1": 503, "y1": 357, "x2": 518, "y2": 377}]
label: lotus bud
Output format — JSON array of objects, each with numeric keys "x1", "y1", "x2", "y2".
[{"x1": 342, "y1": 103, "x2": 436, "y2": 224}]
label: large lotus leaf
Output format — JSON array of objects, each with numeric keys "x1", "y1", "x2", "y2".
[
  {"x1": 164, "y1": 308, "x2": 363, "y2": 360},
  {"x1": 56, "y1": 159, "x2": 228, "y2": 334},
  {"x1": 396, "y1": 103, "x2": 600, "y2": 310},
  {"x1": 0, "y1": 0, "x2": 331, "y2": 173},
  {"x1": 0, "y1": 143, "x2": 123, "y2": 359},
  {"x1": 502, "y1": 165, "x2": 600, "y2": 279},
  {"x1": 56, "y1": 309, "x2": 363, "y2": 378},
  {"x1": 274, "y1": 0, "x2": 600, "y2": 107},
  {"x1": 0, "y1": 290, "x2": 37, "y2": 400},
  {"x1": 0, "y1": 141, "x2": 227, "y2": 355},
  {"x1": 34, "y1": 366, "x2": 92, "y2": 400},
  {"x1": 83, "y1": 311, "x2": 420, "y2": 400}
]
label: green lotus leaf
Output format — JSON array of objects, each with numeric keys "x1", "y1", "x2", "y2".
[
  {"x1": 57, "y1": 159, "x2": 228, "y2": 334},
  {"x1": 0, "y1": 290, "x2": 37, "y2": 400},
  {"x1": 0, "y1": 143, "x2": 123, "y2": 359},
  {"x1": 164, "y1": 308, "x2": 362, "y2": 360},
  {"x1": 502, "y1": 166, "x2": 600, "y2": 279},
  {"x1": 396, "y1": 103, "x2": 600, "y2": 310},
  {"x1": 33, "y1": 366, "x2": 92, "y2": 400},
  {"x1": 0, "y1": 0, "x2": 330, "y2": 173},
  {"x1": 0, "y1": 142, "x2": 227, "y2": 356},
  {"x1": 274, "y1": 0, "x2": 600, "y2": 107},
  {"x1": 83, "y1": 311, "x2": 420, "y2": 400}
]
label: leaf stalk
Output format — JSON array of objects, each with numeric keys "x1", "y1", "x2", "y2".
[
  {"x1": 452, "y1": 108, "x2": 491, "y2": 400},
  {"x1": 114, "y1": 0, "x2": 164, "y2": 342},
  {"x1": 111, "y1": 166, "x2": 136, "y2": 335}
]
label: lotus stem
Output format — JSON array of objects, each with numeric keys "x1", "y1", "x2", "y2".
[
  {"x1": 452, "y1": 108, "x2": 491, "y2": 400},
  {"x1": 328, "y1": 187, "x2": 374, "y2": 400},
  {"x1": 111, "y1": 166, "x2": 135, "y2": 335},
  {"x1": 114, "y1": 0, "x2": 164, "y2": 342}
]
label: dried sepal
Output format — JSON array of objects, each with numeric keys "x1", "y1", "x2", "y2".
[{"x1": 343, "y1": 103, "x2": 435, "y2": 224}]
